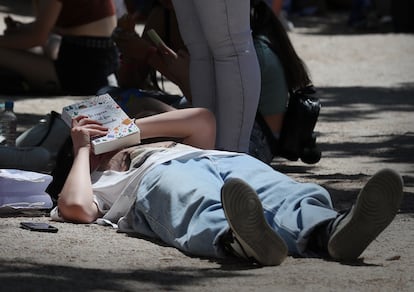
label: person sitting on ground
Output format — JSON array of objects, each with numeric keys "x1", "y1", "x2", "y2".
[
  {"x1": 0, "y1": 0, "x2": 119, "y2": 95},
  {"x1": 248, "y1": 0, "x2": 314, "y2": 162},
  {"x1": 50, "y1": 107, "x2": 404, "y2": 266},
  {"x1": 113, "y1": 0, "x2": 314, "y2": 163},
  {"x1": 116, "y1": 0, "x2": 262, "y2": 153},
  {"x1": 113, "y1": 0, "x2": 189, "y2": 96}
]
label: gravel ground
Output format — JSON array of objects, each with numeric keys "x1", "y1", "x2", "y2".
[{"x1": 1, "y1": 1, "x2": 413, "y2": 291}]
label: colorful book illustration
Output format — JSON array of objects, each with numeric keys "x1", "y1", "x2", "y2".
[{"x1": 61, "y1": 94, "x2": 141, "y2": 154}]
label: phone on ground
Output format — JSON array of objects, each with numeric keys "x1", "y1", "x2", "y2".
[{"x1": 20, "y1": 222, "x2": 58, "y2": 233}]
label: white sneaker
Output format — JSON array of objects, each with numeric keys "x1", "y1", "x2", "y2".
[{"x1": 221, "y1": 178, "x2": 288, "y2": 266}]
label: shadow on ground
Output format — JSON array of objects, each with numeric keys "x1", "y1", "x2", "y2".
[
  {"x1": 0, "y1": 259, "x2": 253, "y2": 292},
  {"x1": 290, "y1": 13, "x2": 395, "y2": 35},
  {"x1": 318, "y1": 85, "x2": 414, "y2": 167},
  {"x1": 273, "y1": 85, "x2": 414, "y2": 213}
]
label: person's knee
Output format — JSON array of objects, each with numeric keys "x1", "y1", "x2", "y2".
[
  {"x1": 196, "y1": 108, "x2": 216, "y2": 141},
  {"x1": 198, "y1": 108, "x2": 216, "y2": 128},
  {"x1": 210, "y1": 30, "x2": 253, "y2": 58}
]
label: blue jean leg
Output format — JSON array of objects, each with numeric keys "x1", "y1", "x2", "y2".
[
  {"x1": 131, "y1": 154, "x2": 337, "y2": 259},
  {"x1": 131, "y1": 156, "x2": 230, "y2": 258},
  {"x1": 206, "y1": 154, "x2": 338, "y2": 255}
]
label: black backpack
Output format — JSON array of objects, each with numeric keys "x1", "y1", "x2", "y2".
[
  {"x1": 251, "y1": 30, "x2": 322, "y2": 164},
  {"x1": 255, "y1": 86, "x2": 321, "y2": 164}
]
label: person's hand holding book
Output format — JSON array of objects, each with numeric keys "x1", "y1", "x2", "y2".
[{"x1": 70, "y1": 115, "x2": 108, "y2": 155}]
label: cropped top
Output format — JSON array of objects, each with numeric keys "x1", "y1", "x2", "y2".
[{"x1": 55, "y1": 0, "x2": 115, "y2": 28}]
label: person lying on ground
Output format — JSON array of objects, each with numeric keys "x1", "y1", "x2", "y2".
[{"x1": 51, "y1": 107, "x2": 404, "y2": 266}]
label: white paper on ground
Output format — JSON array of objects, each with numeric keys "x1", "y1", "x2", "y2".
[{"x1": 0, "y1": 169, "x2": 53, "y2": 212}]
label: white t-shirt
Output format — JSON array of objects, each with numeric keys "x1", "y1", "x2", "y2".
[{"x1": 51, "y1": 143, "x2": 238, "y2": 225}]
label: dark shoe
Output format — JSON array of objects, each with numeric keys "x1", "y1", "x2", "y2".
[
  {"x1": 221, "y1": 178, "x2": 288, "y2": 266},
  {"x1": 328, "y1": 168, "x2": 404, "y2": 261}
]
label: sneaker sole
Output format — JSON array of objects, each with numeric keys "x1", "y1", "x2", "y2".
[
  {"x1": 328, "y1": 168, "x2": 404, "y2": 261},
  {"x1": 221, "y1": 178, "x2": 288, "y2": 266}
]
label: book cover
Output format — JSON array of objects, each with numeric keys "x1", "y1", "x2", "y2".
[{"x1": 61, "y1": 94, "x2": 141, "y2": 154}]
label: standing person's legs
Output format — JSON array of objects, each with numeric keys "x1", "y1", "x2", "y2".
[
  {"x1": 194, "y1": 0, "x2": 261, "y2": 152},
  {"x1": 172, "y1": 0, "x2": 216, "y2": 111},
  {"x1": 173, "y1": 0, "x2": 261, "y2": 152}
]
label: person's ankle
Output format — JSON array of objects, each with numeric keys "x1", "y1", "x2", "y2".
[{"x1": 307, "y1": 220, "x2": 332, "y2": 256}]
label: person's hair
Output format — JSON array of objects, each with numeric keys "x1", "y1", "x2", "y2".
[
  {"x1": 46, "y1": 137, "x2": 74, "y2": 204},
  {"x1": 250, "y1": 0, "x2": 311, "y2": 91}
]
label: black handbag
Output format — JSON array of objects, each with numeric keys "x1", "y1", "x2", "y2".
[
  {"x1": 277, "y1": 86, "x2": 321, "y2": 164},
  {"x1": 0, "y1": 111, "x2": 70, "y2": 174},
  {"x1": 256, "y1": 85, "x2": 321, "y2": 164}
]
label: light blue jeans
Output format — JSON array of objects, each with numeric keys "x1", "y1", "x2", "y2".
[
  {"x1": 129, "y1": 154, "x2": 338, "y2": 259},
  {"x1": 171, "y1": 0, "x2": 261, "y2": 152}
]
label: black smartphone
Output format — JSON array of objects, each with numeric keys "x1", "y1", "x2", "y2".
[{"x1": 20, "y1": 222, "x2": 58, "y2": 233}]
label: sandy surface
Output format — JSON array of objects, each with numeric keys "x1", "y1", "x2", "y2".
[{"x1": 1, "y1": 1, "x2": 414, "y2": 291}]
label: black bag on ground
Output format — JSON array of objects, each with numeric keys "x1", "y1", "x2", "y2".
[
  {"x1": 17, "y1": 111, "x2": 70, "y2": 160},
  {"x1": 256, "y1": 86, "x2": 321, "y2": 164},
  {"x1": 0, "y1": 111, "x2": 70, "y2": 173}
]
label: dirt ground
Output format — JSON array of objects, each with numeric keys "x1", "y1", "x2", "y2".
[{"x1": 0, "y1": 1, "x2": 413, "y2": 291}]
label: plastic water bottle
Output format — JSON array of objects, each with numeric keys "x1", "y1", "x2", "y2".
[{"x1": 0, "y1": 100, "x2": 17, "y2": 146}]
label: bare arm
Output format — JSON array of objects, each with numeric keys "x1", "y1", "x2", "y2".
[
  {"x1": 147, "y1": 49, "x2": 192, "y2": 100},
  {"x1": 58, "y1": 108, "x2": 216, "y2": 223},
  {"x1": 0, "y1": 0, "x2": 61, "y2": 49},
  {"x1": 57, "y1": 116, "x2": 108, "y2": 223},
  {"x1": 136, "y1": 108, "x2": 216, "y2": 149}
]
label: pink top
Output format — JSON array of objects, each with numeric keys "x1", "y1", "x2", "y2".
[{"x1": 55, "y1": 0, "x2": 115, "y2": 28}]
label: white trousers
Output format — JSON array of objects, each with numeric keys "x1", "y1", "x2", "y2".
[{"x1": 172, "y1": 0, "x2": 261, "y2": 152}]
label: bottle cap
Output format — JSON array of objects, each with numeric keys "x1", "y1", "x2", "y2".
[{"x1": 4, "y1": 100, "x2": 14, "y2": 110}]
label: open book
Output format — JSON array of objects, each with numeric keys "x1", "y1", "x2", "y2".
[{"x1": 61, "y1": 94, "x2": 141, "y2": 154}]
